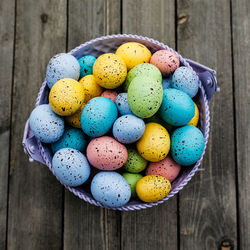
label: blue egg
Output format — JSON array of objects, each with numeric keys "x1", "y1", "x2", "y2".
[
  {"x1": 162, "y1": 75, "x2": 173, "y2": 89},
  {"x1": 91, "y1": 171, "x2": 131, "y2": 207},
  {"x1": 52, "y1": 148, "x2": 90, "y2": 186},
  {"x1": 112, "y1": 114, "x2": 145, "y2": 144},
  {"x1": 158, "y1": 88, "x2": 195, "y2": 126},
  {"x1": 78, "y1": 55, "x2": 96, "y2": 78},
  {"x1": 51, "y1": 128, "x2": 89, "y2": 153},
  {"x1": 115, "y1": 93, "x2": 133, "y2": 115},
  {"x1": 46, "y1": 53, "x2": 80, "y2": 88},
  {"x1": 171, "y1": 66, "x2": 199, "y2": 98},
  {"x1": 81, "y1": 97, "x2": 118, "y2": 137},
  {"x1": 29, "y1": 104, "x2": 64, "y2": 143},
  {"x1": 171, "y1": 125, "x2": 205, "y2": 166}
]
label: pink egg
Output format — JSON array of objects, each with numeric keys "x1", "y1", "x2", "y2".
[
  {"x1": 101, "y1": 90, "x2": 118, "y2": 103},
  {"x1": 146, "y1": 156, "x2": 181, "y2": 182},
  {"x1": 86, "y1": 136, "x2": 128, "y2": 170},
  {"x1": 150, "y1": 50, "x2": 180, "y2": 76}
]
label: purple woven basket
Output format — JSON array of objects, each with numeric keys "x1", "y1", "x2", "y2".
[{"x1": 22, "y1": 34, "x2": 218, "y2": 211}]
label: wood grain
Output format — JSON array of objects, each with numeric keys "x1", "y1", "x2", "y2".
[
  {"x1": 7, "y1": 0, "x2": 66, "y2": 249},
  {"x1": 232, "y1": 0, "x2": 250, "y2": 248},
  {"x1": 121, "y1": 1, "x2": 178, "y2": 249},
  {"x1": 177, "y1": 0, "x2": 237, "y2": 249}
]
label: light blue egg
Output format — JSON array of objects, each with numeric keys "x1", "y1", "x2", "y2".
[
  {"x1": 29, "y1": 104, "x2": 64, "y2": 143},
  {"x1": 46, "y1": 53, "x2": 80, "y2": 88},
  {"x1": 51, "y1": 128, "x2": 89, "y2": 153},
  {"x1": 115, "y1": 93, "x2": 133, "y2": 115},
  {"x1": 78, "y1": 55, "x2": 96, "y2": 78},
  {"x1": 171, "y1": 125, "x2": 205, "y2": 166},
  {"x1": 158, "y1": 88, "x2": 195, "y2": 126},
  {"x1": 162, "y1": 75, "x2": 173, "y2": 89},
  {"x1": 112, "y1": 114, "x2": 145, "y2": 144},
  {"x1": 91, "y1": 171, "x2": 131, "y2": 207},
  {"x1": 171, "y1": 66, "x2": 199, "y2": 98},
  {"x1": 81, "y1": 97, "x2": 118, "y2": 137},
  {"x1": 52, "y1": 148, "x2": 90, "y2": 186}
]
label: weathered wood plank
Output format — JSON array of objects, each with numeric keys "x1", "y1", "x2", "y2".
[
  {"x1": 177, "y1": 0, "x2": 237, "y2": 249},
  {"x1": 64, "y1": 1, "x2": 121, "y2": 249},
  {"x1": 232, "y1": 0, "x2": 250, "y2": 248},
  {"x1": 0, "y1": 0, "x2": 15, "y2": 249},
  {"x1": 7, "y1": 1, "x2": 67, "y2": 249},
  {"x1": 121, "y1": 1, "x2": 178, "y2": 250}
]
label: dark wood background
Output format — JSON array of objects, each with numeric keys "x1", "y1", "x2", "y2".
[{"x1": 0, "y1": 0, "x2": 249, "y2": 249}]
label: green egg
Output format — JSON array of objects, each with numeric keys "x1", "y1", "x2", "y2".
[
  {"x1": 122, "y1": 173, "x2": 143, "y2": 197},
  {"x1": 124, "y1": 63, "x2": 162, "y2": 92},
  {"x1": 145, "y1": 114, "x2": 173, "y2": 133},
  {"x1": 128, "y1": 76, "x2": 163, "y2": 118}
]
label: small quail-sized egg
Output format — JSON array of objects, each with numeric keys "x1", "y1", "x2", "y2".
[
  {"x1": 162, "y1": 75, "x2": 173, "y2": 89},
  {"x1": 93, "y1": 53, "x2": 127, "y2": 89},
  {"x1": 188, "y1": 102, "x2": 199, "y2": 127},
  {"x1": 51, "y1": 128, "x2": 89, "y2": 153},
  {"x1": 29, "y1": 104, "x2": 64, "y2": 143},
  {"x1": 49, "y1": 78, "x2": 85, "y2": 116},
  {"x1": 136, "y1": 175, "x2": 171, "y2": 202},
  {"x1": 115, "y1": 93, "x2": 133, "y2": 115},
  {"x1": 78, "y1": 55, "x2": 96, "y2": 78},
  {"x1": 52, "y1": 148, "x2": 90, "y2": 187},
  {"x1": 171, "y1": 66, "x2": 199, "y2": 98},
  {"x1": 112, "y1": 114, "x2": 145, "y2": 144},
  {"x1": 81, "y1": 96, "x2": 118, "y2": 137},
  {"x1": 46, "y1": 53, "x2": 80, "y2": 88},
  {"x1": 91, "y1": 171, "x2": 131, "y2": 207},
  {"x1": 171, "y1": 125, "x2": 205, "y2": 166},
  {"x1": 101, "y1": 90, "x2": 118, "y2": 103},
  {"x1": 122, "y1": 173, "x2": 143, "y2": 197},
  {"x1": 86, "y1": 136, "x2": 128, "y2": 170},
  {"x1": 65, "y1": 103, "x2": 85, "y2": 128}
]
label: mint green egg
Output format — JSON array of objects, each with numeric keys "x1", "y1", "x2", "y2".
[{"x1": 122, "y1": 173, "x2": 143, "y2": 197}]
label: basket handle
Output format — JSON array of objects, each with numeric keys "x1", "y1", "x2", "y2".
[{"x1": 186, "y1": 59, "x2": 219, "y2": 103}]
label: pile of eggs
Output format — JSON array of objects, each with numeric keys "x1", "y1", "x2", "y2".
[{"x1": 29, "y1": 42, "x2": 204, "y2": 208}]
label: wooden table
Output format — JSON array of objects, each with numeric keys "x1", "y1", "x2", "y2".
[{"x1": 0, "y1": 0, "x2": 249, "y2": 249}]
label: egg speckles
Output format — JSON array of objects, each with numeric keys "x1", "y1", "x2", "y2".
[
  {"x1": 93, "y1": 53, "x2": 127, "y2": 89},
  {"x1": 115, "y1": 93, "x2": 133, "y2": 115},
  {"x1": 78, "y1": 55, "x2": 96, "y2": 78},
  {"x1": 101, "y1": 90, "x2": 118, "y2": 103},
  {"x1": 86, "y1": 136, "x2": 128, "y2": 170}
]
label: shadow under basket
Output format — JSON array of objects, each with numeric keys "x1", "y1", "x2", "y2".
[{"x1": 22, "y1": 34, "x2": 218, "y2": 211}]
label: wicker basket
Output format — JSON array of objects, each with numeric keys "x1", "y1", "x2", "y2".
[{"x1": 22, "y1": 34, "x2": 218, "y2": 211}]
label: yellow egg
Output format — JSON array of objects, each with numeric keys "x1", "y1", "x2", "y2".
[
  {"x1": 79, "y1": 75, "x2": 103, "y2": 102},
  {"x1": 136, "y1": 122, "x2": 170, "y2": 162},
  {"x1": 116, "y1": 42, "x2": 152, "y2": 70},
  {"x1": 93, "y1": 53, "x2": 127, "y2": 89},
  {"x1": 188, "y1": 102, "x2": 199, "y2": 126},
  {"x1": 136, "y1": 175, "x2": 171, "y2": 202},
  {"x1": 49, "y1": 78, "x2": 85, "y2": 116},
  {"x1": 65, "y1": 103, "x2": 85, "y2": 128}
]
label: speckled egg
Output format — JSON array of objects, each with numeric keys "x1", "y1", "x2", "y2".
[
  {"x1": 86, "y1": 136, "x2": 128, "y2": 170},
  {"x1": 171, "y1": 66, "x2": 199, "y2": 98},
  {"x1": 171, "y1": 125, "x2": 205, "y2": 166},
  {"x1": 91, "y1": 171, "x2": 131, "y2": 207},
  {"x1": 93, "y1": 53, "x2": 127, "y2": 89},
  {"x1": 101, "y1": 90, "x2": 118, "y2": 103},
  {"x1": 158, "y1": 88, "x2": 195, "y2": 126},
  {"x1": 136, "y1": 175, "x2": 171, "y2": 202},
  {"x1": 150, "y1": 50, "x2": 180, "y2": 77},
  {"x1": 136, "y1": 122, "x2": 170, "y2": 162},
  {"x1": 78, "y1": 55, "x2": 96, "y2": 78},
  {"x1": 127, "y1": 76, "x2": 163, "y2": 118},
  {"x1": 162, "y1": 75, "x2": 173, "y2": 89},
  {"x1": 122, "y1": 173, "x2": 143, "y2": 197},
  {"x1": 49, "y1": 78, "x2": 85, "y2": 116},
  {"x1": 52, "y1": 148, "x2": 90, "y2": 187},
  {"x1": 112, "y1": 114, "x2": 145, "y2": 144},
  {"x1": 115, "y1": 93, "x2": 133, "y2": 115},
  {"x1": 79, "y1": 75, "x2": 103, "y2": 102},
  {"x1": 81, "y1": 97, "x2": 118, "y2": 137},
  {"x1": 116, "y1": 42, "x2": 152, "y2": 70},
  {"x1": 123, "y1": 146, "x2": 148, "y2": 173},
  {"x1": 146, "y1": 156, "x2": 181, "y2": 182},
  {"x1": 29, "y1": 104, "x2": 64, "y2": 143},
  {"x1": 65, "y1": 103, "x2": 85, "y2": 128},
  {"x1": 51, "y1": 128, "x2": 88, "y2": 153},
  {"x1": 124, "y1": 63, "x2": 162, "y2": 91},
  {"x1": 188, "y1": 102, "x2": 199, "y2": 126},
  {"x1": 46, "y1": 53, "x2": 80, "y2": 88},
  {"x1": 145, "y1": 114, "x2": 173, "y2": 133}
]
